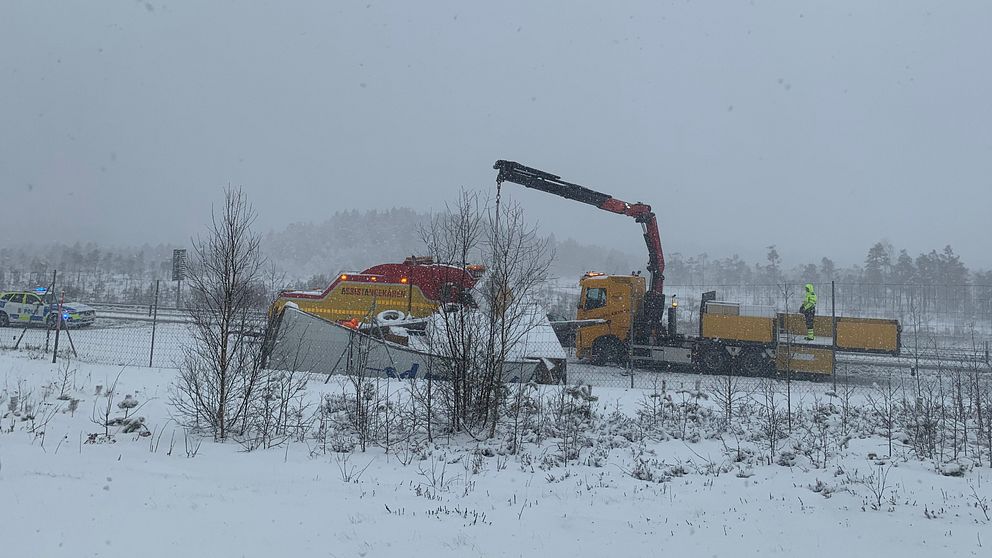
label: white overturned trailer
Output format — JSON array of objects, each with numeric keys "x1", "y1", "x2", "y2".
[{"x1": 264, "y1": 306, "x2": 567, "y2": 383}]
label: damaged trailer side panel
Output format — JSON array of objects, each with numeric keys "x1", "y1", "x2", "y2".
[{"x1": 264, "y1": 307, "x2": 562, "y2": 384}]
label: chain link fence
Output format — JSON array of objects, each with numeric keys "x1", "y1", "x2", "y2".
[
  {"x1": 662, "y1": 282, "x2": 992, "y2": 368},
  {"x1": 0, "y1": 270, "x2": 189, "y2": 367},
  {"x1": 0, "y1": 317, "x2": 189, "y2": 368},
  {"x1": 2, "y1": 271, "x2": 990, "y2": 390},
  {"x1": 663, "y1": 281, "x2": 992, "y2": 341}
]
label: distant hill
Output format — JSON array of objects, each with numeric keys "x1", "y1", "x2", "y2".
[
  {"x1": 262, "y1": 208, "x2": 429, "y2": 281},
  {"x1": 261, "y1": 208, "x2": 644, "y2": 285}
]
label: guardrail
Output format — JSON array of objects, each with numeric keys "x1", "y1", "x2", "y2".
[
  {"x1": 89, "y1": 303, "x2": 267, "y2": 323},
  {"x1": 89, "y1": 303, "x2": 189, "y2": 324}
]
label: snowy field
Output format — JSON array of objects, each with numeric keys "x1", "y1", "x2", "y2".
[{"x1": 1, "y1": 352, "x2": 990, "y2": 557}]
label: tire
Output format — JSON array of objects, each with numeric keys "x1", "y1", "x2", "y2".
[
  {"x1": 0, "y1": 312, "x2": 8, "y2": 327},
  {"x1": 46, "y1": 314, "x2": 58, "y2": 329},
  {"x1": 738, "y1": 347, "x2": 771, "y2": 376},
  {"x1": 699, "y1": 345, "x2": 730, "y2": 374},
  {"x1": 375, "y1": 309, "x2": 406, "y2": 324},
  {"x1": 590, "y1": 336, "x2": 627, "y2": 366}
]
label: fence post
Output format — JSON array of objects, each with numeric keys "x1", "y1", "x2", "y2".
[
  {"x1": 628, "y1": 301, "x2": 635, "y2": 389},
  {"x1": 831, "y1": 280, "x2": 837, "y2": 392},
  {"x1": 52, "y1": 288, "x2": 64, "y2": 364},
  {"x1": 149, "y1": 280, "x2": 160, "y2": 368},
  {"x1": 45, "y1": 270, "x2": 57, "y2": 353}
]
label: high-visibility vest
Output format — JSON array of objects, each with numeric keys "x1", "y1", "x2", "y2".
[{"x1": 802, "y1": 285, "x2": 817, "y2": 310}]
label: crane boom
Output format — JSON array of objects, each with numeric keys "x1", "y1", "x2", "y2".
[{"x1": 493, "y1": 160, "x2": 666, "y2": 297}]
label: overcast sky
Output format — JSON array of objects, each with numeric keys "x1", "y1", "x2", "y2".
[{"x1": 2, "y1": 0, "x2": 990, "y2": 267}]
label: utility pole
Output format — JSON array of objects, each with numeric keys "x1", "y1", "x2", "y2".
[{"x1": 172, "y1": 249, "x2": 187, "y2": 310}]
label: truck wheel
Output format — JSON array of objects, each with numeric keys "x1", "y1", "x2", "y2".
[
  {"x1": 376, "y1": 309, "x2": 406, "y2": 324},
  {"x1": 590, "y1": 336, "x2": 627, "y2": 366},
  {"x1": 699, "y1": 345, "x2": 729, "y2": 374},
  {"x1": 738, "y1": 348, "x2": 771, "y2": 376},
  {"x1": 47, "y1": 314, "x2": 58, "y2": 329},
  {"x1": 0, "y1": 312, "x2": 8, "y2": 327}
]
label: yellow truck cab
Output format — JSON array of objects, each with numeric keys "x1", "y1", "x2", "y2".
[{"x1": 575, "y1": 272, "x2": 645, "y2": 363}]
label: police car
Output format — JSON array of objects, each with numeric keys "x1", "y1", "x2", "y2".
[{"x1": 0, "y1": 289, "x2": 97, "y2": 328}]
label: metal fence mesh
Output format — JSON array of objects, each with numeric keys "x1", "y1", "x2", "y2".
[
  {"x1": 1, "y1": 272, "x2": 990, "y2": 389},
  {"x1": 0, "y1": 319, "x2": 188, "y2": 368}
]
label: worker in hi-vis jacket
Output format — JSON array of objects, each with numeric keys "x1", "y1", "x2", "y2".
[{"x1": 800, "y1": 283, "x2": 817, "y2": 340}]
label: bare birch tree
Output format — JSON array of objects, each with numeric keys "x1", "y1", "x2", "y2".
[
  {"x1": 172, "y1": 187, "x2": 267, "y2": 441},
  {"x1": 417, "y1": 189, "x2": 552, "y2": 438},
  {"x1": 480, "y1": 197, "x2": 553, "y2": 437},
  {"x1": 418, "y1": 189, "x2": 486, "y2": 435}
]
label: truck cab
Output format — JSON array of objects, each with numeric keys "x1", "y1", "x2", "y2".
[{"x1": 575, "y1": 272, "x2": 645, "y2": 363}]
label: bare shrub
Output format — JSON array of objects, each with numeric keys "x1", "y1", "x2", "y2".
[
  {"x1": 904, "y1": 368, "x2": 944, "y2": 462},
  {"x1": 635, "y1": 379, "x2": 667, "y2": 439},
  {"x1": 417, "y1": 453, "x2": 456, "y2": 492},
  {"x1": 753, "y1": 378, "x2": 787, "y2": 464},
  {"x1": 670, "y1": 380, "x2": 710, "y2": 441},
  {"x1": 971, "y1": 482, "x2": 990, "y2": 521},
  {"x1": 547, "y1": 385, "x2": 597, "y2": 464},
  {"x1": 505, "y1": 381, "x2": 542, "y2": 454},
  {"x1": 709, "y1": 370, "x2": 751, "y2": 430},
  {"x1": 91, "y1": 368, "x2": 124, "y2": 440},
  {"x1": 335, "y1": 452, "x2": 374, "y2": 483},
  {"x1": 55, "y1": 358, "x2": 76, "y2": 401},
  {"x1": 241, "y1": 368, "x2": 313, "y2": 451},
  {"x1": 865, "y1": 373, "x2": 900, "y2": 458},
  {"x1": 856, "y1": 463, "x2": 896, "y2": 511}
]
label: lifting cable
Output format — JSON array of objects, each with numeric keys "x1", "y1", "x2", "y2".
[
  {"x1": 494, "y1": 178, "x2": 502, "y2": 245},
  {"x1": 488, "y1": 177, "x2": 504, "y2": 413}
]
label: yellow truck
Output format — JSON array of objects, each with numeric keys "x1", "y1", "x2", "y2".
[
  {"x1": 270, "y1": 257, "x2": 482, "y2": 324},
  {"x1": 572, "y1": 273, "x2": 900, "y2": 375},
  {"x1": 495, "y1": 161, "x2": 900, "y2": 376}
]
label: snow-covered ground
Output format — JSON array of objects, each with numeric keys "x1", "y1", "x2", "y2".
[{"x1": 1, "y1": 352, "x2": 990, "y2": 557}]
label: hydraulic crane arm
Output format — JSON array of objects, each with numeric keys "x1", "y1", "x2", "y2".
[{"x1": 494, "y1": 160, "x2": 666, "y2": 297}]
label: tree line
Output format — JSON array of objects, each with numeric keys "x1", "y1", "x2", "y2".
[
  {"x1": 665, "y1": 241, "x2": 988, "y2": 287},
  {"x1": 1, "y1": 212, "x2": 988, "y2": 307}
]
